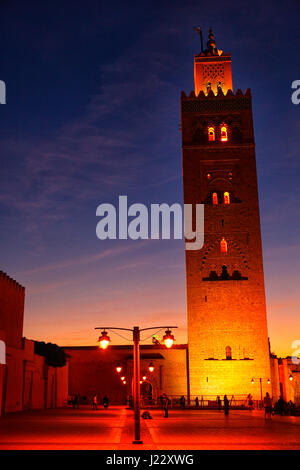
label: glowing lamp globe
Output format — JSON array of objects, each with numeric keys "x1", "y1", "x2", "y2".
[
  {"x1": 289, "y1": 374, "x2": 293, "y2": 381},
  {"x1": 116, "y1": 364, "x2": 122, "y2": 373},
  {"x1": 163, "y1": 329, "x2": 175, "y2": 349},
  {"x1": 120, "y1": 376, "x2": 125, "y2": 381},
  {"x1": 148, "y1": 362, "x2": 154, "y2": 373},
  {"x1": 142, "y1": 376, "x2": 146, "y2": 381},
  {"x1": 98, "y1": 330, "x2": 110, "y2": 350},
  {"x1": 251, "y1": 378, "x2": 254, "y2": 385}
]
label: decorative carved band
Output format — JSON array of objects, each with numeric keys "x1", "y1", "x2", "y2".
[{"x1": 181, "y1": 98, "x2": 251, "y2": 113}]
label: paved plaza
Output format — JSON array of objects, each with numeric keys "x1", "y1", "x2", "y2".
[{"x1": 0, "y1": 406, "x2": 299, "y2": 450}]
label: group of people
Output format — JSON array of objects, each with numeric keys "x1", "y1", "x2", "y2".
[
  {"x1": 71, "y1": 391, "x2": 298, "y2": 419},
  {"x1": 194, "y1": 395, "x2": 229, "y2": 413},
  {"x1": 274, "y1": 396, "x2": 299, "y2": 416},
  {"x1": 69, "y1": 393, "x2": 109, "y2": 410},
  {"x1": 91, "y1": 394, "x2": 109, "y2": 410},
  {"x1": 70, "y1": 393, "x2": 80, "y2": 409},
  {"x1": 160, "y1": 393, "x2": 231, "y2": 416},
  {"x1": 258, "y1": 393, "x2": 298, "y2": 419}
]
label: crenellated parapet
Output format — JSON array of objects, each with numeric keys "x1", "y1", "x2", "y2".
[
  {"x1": 0, "y1": 270, "x2": 25, "y2": 293},
  {"x1": 180, "y1": 88, "x2": 254, "y2": 146},
  {"x1": 0, "y1": 270, "x2": 25, "y2": 349},
  {"x1": 181, "y1": 88, "x2": 252, "y2": 113},
  {"x1": 181, "y1": 87, "x2": 251, "y2": 100}
]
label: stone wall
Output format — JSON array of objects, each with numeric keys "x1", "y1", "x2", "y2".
[{"x1": 1, "y1": 338, "x2": 69, "y2": 415}]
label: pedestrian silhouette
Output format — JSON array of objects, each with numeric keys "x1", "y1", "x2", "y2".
[
  {"x1": 92, "y1": 394, "x2": 98, "y2": 410},
  {"x1": 73, "y1": 393, "x2": 80, "y2": 409},
  {"x1": 71, "y1": 394, "x2": 76, "y2": 409},
  {"x1": 224, "y1": 394, "x2": 229, "y2": 416},
  {"x1": 162, "y1": 393, "x2": 169, "y2": 417},
  {"x1": 217, "y1": 395, "x2": 221, "y2": 411},
  {"x1": 180, "y1": 395, "x2": 186, "y2": 409},
  {"x1": 247, "y1": 393, "x2": 254, "y2": 410},
  {"x1": 277, "y1": 395, "x2": 285, "y2": 415},
  {"x1": 264, "y1": 392, "x2": 272, "y2": 420},
  {"x1": 195, "y1": 396, "x2": 199, "y2": 408},
  {"x1": 103, "y1": 395, "x2": 109, "y2": 409}
]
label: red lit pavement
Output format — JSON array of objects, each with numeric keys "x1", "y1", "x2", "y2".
[{"x1": 0, "y1": 406, "x2": 299, "y2": 450}]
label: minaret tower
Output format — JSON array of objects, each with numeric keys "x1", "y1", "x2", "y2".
[{"x1": 181, "y1": 29, "x2": 271, "y2": 399}]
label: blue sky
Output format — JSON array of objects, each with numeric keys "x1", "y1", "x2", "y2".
[{"x1": 0, "y1": 0, "x2": 299, "y2": 354}]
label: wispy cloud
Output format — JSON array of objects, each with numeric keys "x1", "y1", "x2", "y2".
[{"x1": 19, "y1": 241, "x2": 148, "y2": 275}]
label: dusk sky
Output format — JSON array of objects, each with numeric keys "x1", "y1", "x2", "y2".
[{"x1": 1, "y1": 0, "x2": 299, "y2": 356}]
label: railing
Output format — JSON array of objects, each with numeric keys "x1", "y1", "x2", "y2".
[{"x1": 141, "y1": 395, "x2": 262, "y2": 410}]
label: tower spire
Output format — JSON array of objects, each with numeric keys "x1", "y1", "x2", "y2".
[
  {"x1": 207, "y1": 27, "x2": 216, "y2": 52},
  {"x1": 194, "y1": 28, "x2": 232, "y2": 96}
]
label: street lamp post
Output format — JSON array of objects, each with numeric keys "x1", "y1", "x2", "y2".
[
  {"x1": 133, "y1": 326, "x2": 141, "y2": 443},
  {"x1": 251, "y1": 377, "x2": 271, "y2": 401},
  {"x1": 96, "y1": 325, "x2": 177, "y2": 444}
]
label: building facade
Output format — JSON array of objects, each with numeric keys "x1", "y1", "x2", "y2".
[{"x1": 0, "y1": 271, "x2": 69, "y2": 416}]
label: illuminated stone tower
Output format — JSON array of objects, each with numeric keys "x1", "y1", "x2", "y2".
[{"x1": 181, "y1": 29, "x2": 271, "y2": 399}]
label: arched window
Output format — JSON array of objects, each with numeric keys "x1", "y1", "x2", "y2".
[
  {"x1": 220, "y1": 126, "x2": 228, "y2": 142},
  {"x1": 220, "y1": 237, "x2": 227, "y2": 253},
  {"x1": 206, "y1": 82, "x2": 211, "y2": 92},
  {"x1": 212, "y1": 192, "x2": 218, "y2": 205},
  {"x1": 208, "y1": 127, "x2": 215, "y2": 141},
  {"x1": 224, "y1": 191, "x2": 230, "y2": 204},
  {"x1": 221, "y1": 265, "x2": 229, "y2": 280},
  {"x1": 226, "y1": 346, "x2": 232, "y2": 360}
]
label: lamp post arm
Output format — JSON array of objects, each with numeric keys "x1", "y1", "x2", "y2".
[
  {"x1": 95, "y1": 326, "x2": 178, "y2": 332},
  {"x1": 95, "y1": 327, "x2": 133, "y2": 332},
  {"x1": 139, "y1": 326, "x2": 178, "y2": 332}
]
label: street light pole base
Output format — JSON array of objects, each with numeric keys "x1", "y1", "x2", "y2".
[{"x1": 132, "y1": 440, "x2": 143, "y2": 444}]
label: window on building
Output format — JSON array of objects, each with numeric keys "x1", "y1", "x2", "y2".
[
  {"x1": 212, "y1": 192, "x2": 218, "y2": 205},
  {"x1": 208, "y1": 127, "x2": 215, "y2": 141},
  {"x1": 224, "y1": 191, "x2": 230, "y2": 204},
  {"x1": 221, "y1": 126, "x2": 228, "y2": 142},
  {"x1": 226, "y1": 346, "x2": 232, "y2": 360},
  {"x1": 220, "y1": 237, "x2": 227, "y2": 253}
]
